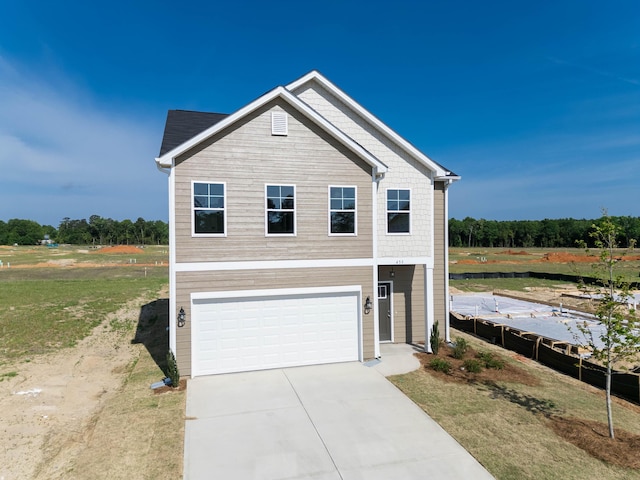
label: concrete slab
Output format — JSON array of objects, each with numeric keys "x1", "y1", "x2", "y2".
[
  {"x1": 452, "y1": 293, "x2": 608, "y2": 348},
  {"x1": 184, "y1": 361, "x2": 494, "y2": 479},
  {"x1": 373, "y1": 343, "x2": 422, "y2": 376}
]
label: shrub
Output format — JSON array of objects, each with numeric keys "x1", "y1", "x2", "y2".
[
  {"x1": 477, "y1": 351, "x2": 505, "y2": 370},
  {"x1": 463, "y1": 359, "x2": 483, "y2": 373},
  {"x1": 452, "y1": 337, "x2": 468, "y2": 359},
  {"x1": 429, "y1": 358, "x2": 452, "y2": 374},
  {"x1": 166, "y1": 350, "x2": 180, "y2": 387},
  {"x1": 430, "y1": 320, "x2": 440, "y2": 355}
]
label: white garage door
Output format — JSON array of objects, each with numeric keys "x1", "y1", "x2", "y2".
[{"x1": 192, "y1": 289, "x2": 360, "y2": 376}]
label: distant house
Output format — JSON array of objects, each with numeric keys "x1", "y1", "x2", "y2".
[{"x1": 155, "y1": 71, "x2": 459, "y2": 377}]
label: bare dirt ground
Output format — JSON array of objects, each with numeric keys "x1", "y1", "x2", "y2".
[{"x1": 0, "y1": 295, "x2": 149, "y2": 480}]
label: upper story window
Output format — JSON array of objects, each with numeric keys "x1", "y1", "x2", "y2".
[
  {"x1": 193, "y1": 182, "x2": 225, "y2": 236},
  {"x1": 386, "y1": 188, "x2": 411, "y2": 234},
  {"x1": 266, "y1": 185, "x2": 295, "y2": 235},
  {"x1": 329, "y1": 186, "x2": 356, "y2": 235}
]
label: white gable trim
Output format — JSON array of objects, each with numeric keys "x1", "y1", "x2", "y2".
[
  {"x1": 287, "y1": 71, "x2": 453, "y2": 178},
  {"x1": 155, "y1": 86, "x2": 387, "y2": 174}
]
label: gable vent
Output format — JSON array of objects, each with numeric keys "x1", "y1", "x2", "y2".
[{"x1": 271, "y1": 111, "x2": 288, "y2": 136}]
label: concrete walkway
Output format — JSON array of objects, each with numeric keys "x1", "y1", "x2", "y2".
[{"x1": 184, "y1": 347, "x2": 493, "y2": 479}]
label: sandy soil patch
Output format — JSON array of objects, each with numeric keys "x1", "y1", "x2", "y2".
[
  {"x1": 92, "y1": 246, "x2": 144, "y2": 254},
  {"x1": 0, "y1": 298, "x2": 145, "y2": 479}
]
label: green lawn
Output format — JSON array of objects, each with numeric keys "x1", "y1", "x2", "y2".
[{"x1": 390, "y1": 331, "x2": 640, "y2": 480}]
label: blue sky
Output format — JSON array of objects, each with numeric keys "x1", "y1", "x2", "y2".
[{"x1": 1, "y1": 1, "x2": 638, "y2": 226}]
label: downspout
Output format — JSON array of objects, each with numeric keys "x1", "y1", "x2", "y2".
[
  {"x1": 156, "y1": 159, "x2": 177, "y2": 355},
  {"x1": 443, "y1": 179, "x2": 451, "y2": 343},
  {"x1": 435, "y1": 174, "x2": 460, "y2": 344},
  {"x1": 372, "y1": 168, "x2": 381, "y2": 359}
]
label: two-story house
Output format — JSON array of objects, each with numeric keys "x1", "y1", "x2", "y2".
[{"x1": 155, "y1": 71, "x2": 459, "y2": 377}]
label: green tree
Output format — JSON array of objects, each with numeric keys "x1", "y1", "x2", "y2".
[
  {"x1": 573, "y1": 212, "x2": 640, "y2": 439},
  {"x1": 6, "y1": 219, "x2": 43, "y2": 245},
  {"x1": 0, "y1": 220, "x2": 7, "y2": 244}
]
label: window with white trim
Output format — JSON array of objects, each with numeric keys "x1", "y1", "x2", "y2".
[
  {"x1": 193, "y1": 182, "x2": 225, "y2": 235},
  {"x1": 386, "y1": 189, "x2": 411, "y2": 234},
  {"x1": 329, "y1": 186, "x2": 356, "y2": 235},
  {"x1": 266, "y1": 185, "x2": 295, "y2": 235}
]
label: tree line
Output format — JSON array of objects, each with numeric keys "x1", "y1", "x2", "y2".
[
  {"x1": 3, "y1": 214, "x2": 639, "y2": 249},
  {"x1": 450, "y1": 216, "x2": 640, "y2": 249},
  {"x1": 0, "y1": 216, "x2": 169, "y2": 246}
]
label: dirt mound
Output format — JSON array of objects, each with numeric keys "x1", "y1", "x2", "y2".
[
  {"x1": 541, "y1": 252, "x2": 597, "y2": 263},
  {"x1": 93, "y1": 245, "x2": 144, "y2": 254},
  {"x1": 500, "y1": 250, "x2": 530, "y2": 255}
]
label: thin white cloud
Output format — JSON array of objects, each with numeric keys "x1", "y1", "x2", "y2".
[
  {"x1": 0, "y1": 55, "x2": 165, "y2": 225},
  {"x1": 546, "y1": 56, "x2": 640, "y2": 87}
]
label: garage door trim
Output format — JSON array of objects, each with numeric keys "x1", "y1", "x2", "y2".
[{"x1": 190, "y1": 285, "x2": 363, "y2": 377}]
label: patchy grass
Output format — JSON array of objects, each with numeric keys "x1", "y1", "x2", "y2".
[
  {"x1": 451, "y1": 277, "x2": 569, "y2": 292},
  {"x1": 450, "y1": 247, "x2": 640, "y2": 284},
  {"x1": 0, "y1": 277, "x2": 166, "y2": 359},
  {"x1": 390, "y1": 331, "x2": 640, "y2": 479},
  {"x1": 0, "y1": 244, "x2": 183, "y2": 478},
  {"x1": 66, "y1": 301, "x2": 185, "y2": 479},
  {"x1": 0, "y1": 244, "x2": 168, "y2": 361},
  {"x1": 0, "y1": 371, "x2": 17, "y2": 381},
  {"x1": 0, "y1": 244, "x2": 169, "y2": 269}
]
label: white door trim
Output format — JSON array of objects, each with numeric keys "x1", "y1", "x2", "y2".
[{"x1": 377, "y1": 281, "x2": 394, "y2": 343}]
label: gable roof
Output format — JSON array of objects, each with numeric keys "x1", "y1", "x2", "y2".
[
  {"x1": 159, "y1": 110, "x2": 229, "y2": 156},
  {"x1": 287, "y1": 71, "x2": 459, "y2": 180},
  {"x1": 156, "y1": 86, "x2": 388, "y2": 174}
]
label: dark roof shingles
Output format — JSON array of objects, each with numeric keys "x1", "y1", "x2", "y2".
[{"x1": 159, "y1": 110, "x2": 229, "y2": 156}]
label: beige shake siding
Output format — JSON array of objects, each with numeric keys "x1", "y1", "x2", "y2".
[
  {"x1": 175, "y1": 267, "x2": 375, "y2": 377},
  {"x1": 173, "y1": 101, "x2": 373, "y2": 264},
  {"x1": 292, "y1": 84, "x2": 433, "y2": 258}
]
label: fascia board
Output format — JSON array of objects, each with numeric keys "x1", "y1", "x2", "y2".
[
  {"x1": 435, "y1": 175, "x2": 461, "y2": 184},
  {"x1": 155, "y1": 85, "x2": 387, "y2": 173},
  {"x1": 155, "y1": 87, "x2": 286, "y2": 168},
  {"x1": 287, "y1": 71, "x2": 449, "y2": 177},
  {"x1": 279, "y1": 89, "x2": 387, "y2": 173}
]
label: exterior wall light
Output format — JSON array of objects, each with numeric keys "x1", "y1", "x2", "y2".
[
  {"x1": 364, "y1": 296, "x2": 372, "y2": 315},
  {"x1": 177, "y1": 307, "x2": 186, "y2": 327},
  {"x1": 390, "y1": 267, "x2": 395, "y2": 278}
]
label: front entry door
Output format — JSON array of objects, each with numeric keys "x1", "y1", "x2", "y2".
[{"x1": 378, "y1": 282, "x2": 392, "y2": 342}]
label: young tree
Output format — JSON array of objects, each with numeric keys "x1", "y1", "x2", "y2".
[{"x1": 574, "y1": 212, "x2": 640, "y2": 439}]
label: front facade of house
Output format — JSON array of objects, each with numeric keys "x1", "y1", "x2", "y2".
[{"x1": 156, "y1": 71, "x2": 459, "y2": 377}]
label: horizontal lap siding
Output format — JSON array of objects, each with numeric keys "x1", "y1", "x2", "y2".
[
  {"x1": 294, "y1": 84, "x2": 433, "y2": 258},
  {"x1": 175, "y1": 266, "x2": 374, "y2": 377},
  {"x1": 378, "y1": 265, "x2": 425, "y2": 344},
  {"x1": 174, "y1": 101, "x2": 373, "y2": 263},
  {"x1": 433, "y1": 183, "x2": 446, "y2": 325}
]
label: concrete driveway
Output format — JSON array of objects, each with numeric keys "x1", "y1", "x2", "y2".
[{"x1": 184, "y1": 358, "x2": 493, "y2": 479}]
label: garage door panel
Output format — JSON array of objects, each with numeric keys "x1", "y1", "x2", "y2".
[{"x1": 192, "y1": 291, "x2": 359, "y2": 376}]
